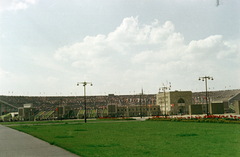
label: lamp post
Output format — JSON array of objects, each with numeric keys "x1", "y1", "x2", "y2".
[
  {"x1": 159, "y1": 83, "x2": 171, "y2": 116},
  {"x1": 199, "y1": 76, "x2": 213, "y2": 116},
  {"x1": 77, "y1": 81, "x2": 93, "y2": 123},
  {"x1": 140, "y1": 88, "x2": 143, "y2": 118}
]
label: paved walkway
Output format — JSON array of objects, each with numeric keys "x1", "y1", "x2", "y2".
[{"x1": 0, "y1": 125, "x2": 79, "y2": 157}]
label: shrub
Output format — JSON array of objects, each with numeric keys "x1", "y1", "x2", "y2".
[{"x1": 218, "y1": 119, "x2": 225, "y2": 123}]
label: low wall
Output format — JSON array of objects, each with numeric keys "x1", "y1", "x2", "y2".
[
  {"x1": 189, "y1": 105, "x2": 202, "y2": 115},
  {"x1": 210, "y1": 103, "x2": 224, "y2": 114}
]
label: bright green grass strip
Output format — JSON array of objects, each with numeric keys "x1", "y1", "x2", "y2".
[
  {"x1": 43, "y1": 111, "x2": 54, "y2": 118},
  {"x1": 34, "y1": 111, "x2": 43, "y2": 119},
  {"x1": 8, "y1": 121, "x2": 240, "y2": 157}
]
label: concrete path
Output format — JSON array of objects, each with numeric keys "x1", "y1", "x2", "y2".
[{"x1": 0, "y1": 125, "x2": 79, "y2": 157}]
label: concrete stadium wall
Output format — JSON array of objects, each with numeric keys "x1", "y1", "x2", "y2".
[
  {"x1": 235, "y1": 101, "x2": 240, "y2": 114},
  {"x1": 169, "y1": 91, "x2": 192, "y2": 115},
  {"x1": 210, "y1": 103, "x2": 224, "y2": 114},
  {"x1": 117, "y1": 105, "x2": 161, "y2": 117},
  {"x1": 189, "y1": 105, "x2": 202, "y2": 115}
]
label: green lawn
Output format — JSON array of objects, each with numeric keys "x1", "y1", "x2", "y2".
[{"x1": 8, "y1": 121, "x2": 240, "y2": 157}]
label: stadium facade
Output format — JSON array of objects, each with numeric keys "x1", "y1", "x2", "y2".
[{"x1": 0, "y1": 89, "x2": 240, "y2": 121}]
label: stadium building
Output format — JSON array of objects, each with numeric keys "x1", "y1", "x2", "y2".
[{"x1": 156, "y1": 91, "x2": 192, "y2": 115}]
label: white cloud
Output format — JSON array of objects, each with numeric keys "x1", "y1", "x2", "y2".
[
  {"x1": 47, "y1": 76, "x2": 59, "y2": 83},
  {"x1": 0, "y1": 68, "x2": 10, "y2": 79},
  {"x1": 25, "y1": 0, "x2": 38, "y2": 4},
  {"x1": 54, "y1": 16, "x2": 240, "y2": 93},
  {"x1": 0, "y1": 0, "x2": 38, "y2": 12}
]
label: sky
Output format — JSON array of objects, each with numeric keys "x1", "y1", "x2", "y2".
[{"x1": 0, "y1": 0, "x2": 239, "y2": 96}]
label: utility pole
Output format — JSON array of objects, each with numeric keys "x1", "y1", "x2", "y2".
[
  {"x1": 140, "y1": 88, "x2": 143, "y2": 118},
  {"x1": 77, "y1": 81, "x2": 93, "y2": 123},
  {"x1": 159, "y1": 83, "x2": 171, "y2": 116},
  {"x1": 199, "y1": 76, "x2": 213, "y2": 116}
]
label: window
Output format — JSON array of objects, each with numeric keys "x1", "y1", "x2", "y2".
[{"x1": 178, "y1": 98, "x2": 185, "y2": 103}]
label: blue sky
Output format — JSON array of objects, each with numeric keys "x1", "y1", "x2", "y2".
[{"x1": 0, "y1": 0, "x2": 239, "y2": 96}]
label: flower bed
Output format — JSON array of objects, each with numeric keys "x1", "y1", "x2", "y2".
[{"x1": 146, "y1": 115, "x2": 240, "y2": 124}]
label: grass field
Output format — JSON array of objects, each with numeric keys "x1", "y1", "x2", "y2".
[{"x1": 8, "y1": 121, "x2": 240, "y2": 157}]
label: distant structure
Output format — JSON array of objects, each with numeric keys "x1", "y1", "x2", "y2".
[
  {"x1": 0, "y1": 89, "x2": 240, "y2": 121},
  {"x1": 0, "y1": 99, "x2": 18, "y2": 116},
  {"x1": 156, "y1": 91, "x2": 192, "y2": 115},
  {"x1": 192, "y1": 89, "x2": 240, "y2": 113},
  {"x1": 18, "y1": 103, "x2": 37, "y2": 121}
]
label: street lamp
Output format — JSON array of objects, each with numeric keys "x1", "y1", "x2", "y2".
[
  {"x1": 77, "y1": 81, "x2": 93, "y2": 123},
  {"x1": 159, "y1": 83, "x2": 171, "y2": 116},
  {"x1": 199, "y1": 76, "x2": 213, "y2": 116},
  {"x1": 139, "y1": 88, "x2": 143, "y2": 118}
]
